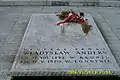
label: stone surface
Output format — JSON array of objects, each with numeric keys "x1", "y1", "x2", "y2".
[
  {"x1": 0, "y1": 0, "x2": 120, "y2": 7},
  {"x1": 0, "y1": 6, "x2": 120, "y2": 79},
  {"x1": 42, "y1": 6, "x2": 79, "y2": 13},
  {"x1": 10, "y1": 14, "x2": 119, "y2": 76}
]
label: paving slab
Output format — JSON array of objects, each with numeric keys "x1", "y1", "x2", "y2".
[
  {"x1": 0, "y1": 14, "x2": 19, "y2": 47},
  {"x1": 9, "y1": 13, "x2": 120, "y2": 76},
  {"x1": 0, "y1": 0, "x2": 119, "y2": 7},
  {"x1": 22, "y1": 7, "x2": 44, "y2": 13},
  {"x1": 102, "y1": 14, "x2": 120, "y2": 26},
  {"x1": 109, "y1": 26, "x2": 120, "y2": 38}
]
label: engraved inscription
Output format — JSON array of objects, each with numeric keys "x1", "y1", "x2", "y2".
[{"x1": 19, "y1": 48, "x2": 111, "y2": 65}]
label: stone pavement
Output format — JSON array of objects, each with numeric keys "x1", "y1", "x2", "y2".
[
  {"x1": 0, "y1": 0, "x2": 120, "y2": 7},
  {"x1": 0, "y1": 6, "x2": 120, "y2": 79}
]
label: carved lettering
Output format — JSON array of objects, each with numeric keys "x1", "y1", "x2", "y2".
[
  {"x1": 85, "y1": 56, "x2": 88, "y2": 59},
  {"x1": 90, "y1": 60, "x2": 94, "y2": 62},
  {"x1": 81, "y1": 51, "x2": 86, "y2": 54},
  {"x1": 55, "y1": 51, "x2": 59, "y2": 55},
  {"x1": 88, "y1": 51, "x2": 92, "y2": 54},
  {"x1": 96, "y1": 56, "x2": 100, "y2": 59},
  {"x1": 64, "y1": 51, "x2": 69, "y2": 54},
  {"x1": 99, "y1": 60, "x2": 103, "y2": 63},
  {"x1": 52, "y1": 56, "x2": 64, "y2": 59},
  {"x1": 65, "y1": 60, "x2": 72, "y2": 63},
  {"x1": 59, "y1": 51, "x2": 64, "y2": 55},
  {"x1": 84, "y1": 60, "x2": 89, "y2": 62},
  {"x1": 80, "y1": 56, "x2": 84, "y2": 59},
  {"x1": 48, "y1": 60, "x2": 61, "y2": 63},
  {"x1": 49, "y1": 51, "x2": 53, "y2": 55},
  {"x1": 79, "y1": 60, "x2": 83, "y2": 63},
  {"x1": 89, "y1": 56, "x2": 94, "y2": 59},
  {"x1": 76, "y1": 51, "x2": 81, "y2": 54},
  {"x1": 70, "y1": 56, "x2": 75, "y2": 59},
  {"x1": 39, "y1": 56, "x2": 48, "y2": 59},
  {"x1": 93, "y1": 51, "x2": 96, "y2": 54},
  {"x1": 40, "y1": 60, "x2": 44, "y2": 63},
  {"x1": 48, "y1": 60, "x2": 53, "y2": 63},
  {"x1": 20, "y1": 48, "x2": 112, "y2": 68},
  {"x1": 103, "y1": 51, "x2": 107, "y2": 54},
  {"x1": 39, "y1": 51, "x2": 44, "y2": 55}
]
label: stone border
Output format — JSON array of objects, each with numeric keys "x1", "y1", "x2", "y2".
[
  {"x1": 0, "y1": 0, "x2": 120, "y2": 7},
  {"x1": 9, "y1": 70, "x2": 120, "y2": 76}
]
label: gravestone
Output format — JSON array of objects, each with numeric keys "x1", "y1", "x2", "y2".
[{"x1": 10, "y1": 14, "x2": 119, "y2": 76}]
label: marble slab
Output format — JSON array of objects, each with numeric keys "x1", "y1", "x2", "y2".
[{"x1": 10, "y1": 14, "x2": 119, "y2": 76}]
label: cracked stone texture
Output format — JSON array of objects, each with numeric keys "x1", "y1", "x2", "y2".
[{"x1": 0, "y1": 6, "x2": 120, "y2": 79}]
